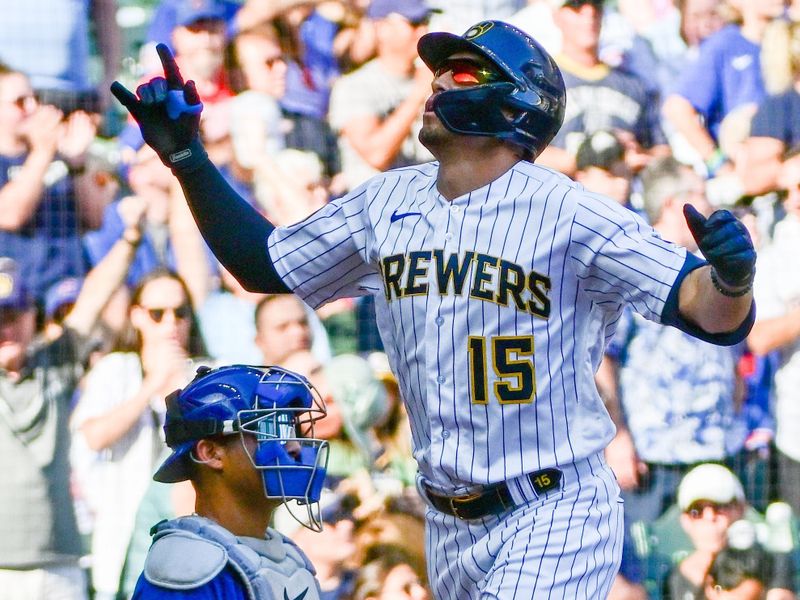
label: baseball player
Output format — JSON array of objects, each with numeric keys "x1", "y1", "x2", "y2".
[
  {"x1": 112, "y1": 21, "x2": 756, "y2": 599},
  {"x1": 131, "y1": 364, "x2": 330, "y2": 599}
]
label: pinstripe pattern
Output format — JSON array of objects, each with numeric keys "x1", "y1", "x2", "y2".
[
  {"x1": 422, "y1": 453, "x2": 623, "y2": 599},
  {"x1": 268, "y1": 160, "x2": 686, "y2": 597}
]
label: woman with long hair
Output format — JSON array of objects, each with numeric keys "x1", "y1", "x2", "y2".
[{"x1": 69, "y1": 268, "x2": 208, "y2": 600}]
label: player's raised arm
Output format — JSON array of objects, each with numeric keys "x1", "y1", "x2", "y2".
[
  {"x1": 110, "y1": 44, "x2": 288, "y2": 293},
  {"x1": 672, "y1": 205, "x2": 756, "y2": 338}
]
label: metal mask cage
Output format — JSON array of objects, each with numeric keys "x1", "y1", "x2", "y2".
[{"x1": 234, "y1": 366, "x2": 330, "y2": 531}]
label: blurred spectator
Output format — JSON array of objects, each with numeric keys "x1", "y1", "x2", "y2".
[
  {"x1": 277, "y1": 3, "x2": 347, "y2": 179},
  {"x1": 679, "y1": 0, "x2": 727, "y2": 51},
  {"x1": 287, "y1": 490, "x2": 360, "y2": 600},
  {"x1": 327, "y1": 0, "x2": 434, "y2": 191},
  {"x1": 427, "y1": 0, "x2": 525, "y2": 34},
  {"x1": 367, "y1": 351, "x2": 417, "y2": 488},
  {"x1": 537, "y1": 0, "x2": 669, "y2": 177},
  {"x1": 69, "y1": 269, "x2": 208, "y2": 600},
  {"x1": 662, "y1": 0, "x2": 784, "y2": 180},
  {"x1": 748, "y1": 152, "x2": 800, "y2": 516},
  {"x1": 324, "y1": 353, "x2": 391, "y2": 483},
  {"x1": 351, "y1": 544, "x2": 431, "y2": 600},
  {"x1": 0, "y1": 0, "x2": 121, "y2": 112},
  {"x1": 227, "y1": 22, "x2": 289, "y2": 171},
  {"x1": 509, "y1": 0, "x2": 562, "y2": 55},
  {"x1": 667, "y1": 464, "x2": 796, "y2": 600},
  {"x1": 738, "y1": 19, "x2": 800, "y2": 196},
  {"x1": 253, "y1": 148, "x2": 329, "y2": 225},
  {"x1": 512, "y1": 0, "x2": 725, "y2": 102},
  {"x1": 85, "y1": 146, "x2": 176, "y2": 288},
  {"x1": 117, "y1": 477, "x2": 195, "y2": 600},
  {"x1": 608, "y1": 528, "x2": 648, "y2": 600},
  {"x1": 255, "y1": 294, "x2": 331, "y2": 367},
  {"x1": 145, "y1": 0, "x2": 335, "y2": 52},
  {"x1": 0, "y1": 221, "x2": 147, "y2": 598},
  {"x1": 0, "y1": 64, "x2": 105, "y2": 303},
  {"x1": 120, "y1": 0, "x2": 234, "y2": 159},
  {"x1": 283, "y1": 350, "x2": 391, "y2": 485},
  {"x1": 196, "y1": 265, "x2": 265, "y2": 364},
  {"x1": 350, "y1": 491, "x2": 428, "y2": 583},
  {"x1": 574, "y1": 129, "x2": 635, "y2": 207},
  {"x1": 598, "y1": 157, "x2": 749, "y2": 529}
]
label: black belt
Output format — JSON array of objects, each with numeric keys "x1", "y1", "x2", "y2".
[{"x1": 422, "y1": 468, "x2": 563, "y2": 520}]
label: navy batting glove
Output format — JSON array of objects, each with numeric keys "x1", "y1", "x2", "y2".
[
  {"x1": 110, "y1": 44, "x2": 206, "y2": 172},
  {"x1": 683, "y1": 204, "x2": 756, "y2": 292}
]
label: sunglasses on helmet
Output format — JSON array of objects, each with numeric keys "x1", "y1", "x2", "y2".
[{"x1": 434, "y1": 58, "x2": 505, "y2": 85}]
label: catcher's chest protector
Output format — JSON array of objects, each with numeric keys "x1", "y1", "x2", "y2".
[{"x1": 144, "y1": 515, "x2": 320, "y2": 600}]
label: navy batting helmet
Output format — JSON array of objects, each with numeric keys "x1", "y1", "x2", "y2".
[{"x1": 417, "y1": 20, "x2": 566, "y2": 157}]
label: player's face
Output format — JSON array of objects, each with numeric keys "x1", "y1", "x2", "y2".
[
  {"x1": 419, "y1": 52, "x2": 507, "y2": 156},
  {"x1": 218, "y1": 433, "x2": 282, "y2": 511}
]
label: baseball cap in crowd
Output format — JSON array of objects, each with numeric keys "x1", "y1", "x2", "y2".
[
  {"x1": 367, "y1": 0, "x2": 439, "y2": 23},
  {"x1": 174, "y1": 0, "x2": 226, "y2": 28},
  {"x1": 44, "y1": 277, "x2": 83, "y2": 321},
  {"x1": 0, "y1": 258, "x2": 32, "y2": 312},
  {"x1": 677, "y1": 464, "x2": 745, "y2": 511},
  {"x1": 575, "y1": 130, "x2": 625, "y2": 172}
]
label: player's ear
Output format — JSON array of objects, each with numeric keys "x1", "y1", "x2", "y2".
[{"x1": 193, "y1": 438, "x2": 226, "y2": 471}]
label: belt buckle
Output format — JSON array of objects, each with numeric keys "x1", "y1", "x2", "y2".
[{"x1": 449, "y1": 492, "x2": 482, "y2": 520}]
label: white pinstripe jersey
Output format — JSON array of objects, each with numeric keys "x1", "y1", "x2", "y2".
[{"x1": 268, "y1": 161, "x2": 687, "y2": 493}]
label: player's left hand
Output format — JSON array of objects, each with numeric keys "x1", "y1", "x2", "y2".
[{"x1": 683, "y1": 204, "x2": 756, "y2": 293}]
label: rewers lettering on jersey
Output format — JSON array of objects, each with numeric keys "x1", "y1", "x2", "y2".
[{"x1": 380, "y1": 249, "x2": 551, "y2": 319}]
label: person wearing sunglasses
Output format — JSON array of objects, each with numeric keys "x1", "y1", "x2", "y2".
[
  {"x1": 113, "y1": 16, "x2": 756, "y2": 599},
  {"x1": 0, "y1": 63, "x2": 103, "y2": 305},
  {"x1": 70, "y1": 268, "x2": 210, "y2": 600},
  {"x1": 668, "y1": 464, "x2": 796, "y2": 600}
]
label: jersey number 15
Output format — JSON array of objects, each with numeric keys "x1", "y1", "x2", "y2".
[{"x1": 468, "y1": 335, "x2": 536, "y2": 404}]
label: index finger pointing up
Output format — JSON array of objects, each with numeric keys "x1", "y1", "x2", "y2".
[{"x1": 156, "y1": 43, "x2": 184, "y2": 90}]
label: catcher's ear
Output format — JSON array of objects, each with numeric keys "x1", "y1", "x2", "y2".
[{"x1": 192, "y1": 438, "x2": 226, "y2": 471}]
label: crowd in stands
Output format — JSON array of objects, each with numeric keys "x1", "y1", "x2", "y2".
[{"x1": 1, "y1": 0, "x2": 800, "y2": 598}]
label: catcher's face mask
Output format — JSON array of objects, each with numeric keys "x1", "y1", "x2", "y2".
[{"x1": 237, "y1": 368, "x2": 329, "y2": 531}]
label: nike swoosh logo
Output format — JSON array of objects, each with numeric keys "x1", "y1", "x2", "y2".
[
  {"x1": 390, "y1": 209, "x2": 422, "y2": 223},
  {"x1": 284, "y1": 588, "x2": 309, "y2": 600}
]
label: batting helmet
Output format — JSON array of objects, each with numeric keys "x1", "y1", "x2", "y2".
[
  {"x1": 154, "y1": 364, "x2": 329, "y2": 530},
  {"x1": 417, "y1": 20, "x2": 566, "y2": 157}
]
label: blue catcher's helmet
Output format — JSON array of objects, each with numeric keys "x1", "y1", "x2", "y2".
[
  {"x1": 417, "y1": 20, "x2": 566, "y2": 158},
  {"x1": 154, "y1": 364, "x2": 329, "y2": 530}
]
